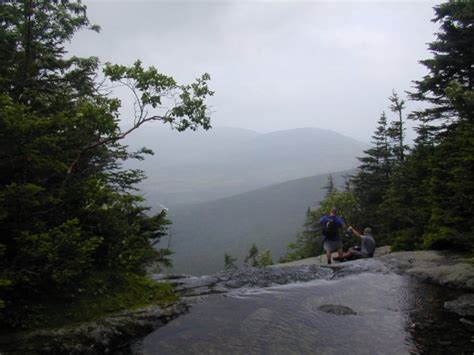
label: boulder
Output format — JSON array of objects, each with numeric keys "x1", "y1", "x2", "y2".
[
  {"x1": 379, "y1": 250, "x2": 474, "y2": 291},
  {"x1": 317, "y1": 304, "x2": 357, "y2": 316},
  {"x1": 444, "y1": 294, "x2": 474, "y2": 317}
]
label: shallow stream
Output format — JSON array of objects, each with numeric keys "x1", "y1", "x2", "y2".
[{"x1": 131, "y1": 261, "x2": 474, "y2": 354}]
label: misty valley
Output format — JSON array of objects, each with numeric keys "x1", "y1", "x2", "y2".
[{"x1": 124, "y1": 126, "x2": 367, "y2": 275}]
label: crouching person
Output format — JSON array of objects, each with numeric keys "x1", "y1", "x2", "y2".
[{"x1": 340, "y1": 227, "x2": 376, "y2": 260}]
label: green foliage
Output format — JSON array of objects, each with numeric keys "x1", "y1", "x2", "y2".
[
  {"x1": 318, "y1": 191, "x2": 360, "y2": 225},
  {"x1": 17, "y1": 219, "x2": 102, "y2": 285},
  {"x1": 224, "y1": 253, "x2": 238, "y2": 270},
  {"x1": 243, "y1": 246, "x2": 273, "y2": 267},
  {"x1": 390, "y1": 229, "x2": 421, "y2": 252},
  {"x1": 65, "y1": 273, "x2": 177, "y2": 326},
  {"x1": 0, "y1": 245, "x2": 10, "y2": 310},
  {"x1": 282, "y1": 191, "x2": 359, "y2": 262},
  {"x1": 388, "y1": 91, "x2": 408, "y2": 162},
  {"x1": 322, "y1": 174, "x2": 336, "y2": 197},
  {"x1": 352, "y1": 1, "x2": 474, "y2": 253},
  {"x1": 0, "y1": 0, "x2": 211, "y2": 329},
  {"x1": 280, "y1": 232, "x2": 321, "y2": 263},
  {"x1": 256, "y1": 249, "x2": 273, "y2": 267},
  {"x1": 244, "y1": 243, "x2": 259, "y2": 267},
  {"x1": 409, "y1": 1, "x2": 474, "y2": 131},
  {"x1": 3, "y1": 272, "x2": 176, "y2": 330},
  {"x1": 422, "y1": 226, "x2": 459, "y2": 250},
  {"x1": 103, "y1": 61, "x2": 213, "y2": 132},
  {"x1": 352, "y1": 111, "x2": 394, "y2": 234},
  {"x1": 0, "y1": 0, "x2": 98, "y2": 112},
  {"x1": 352, "y1": 91, "x2": 409, "y2": 241}
]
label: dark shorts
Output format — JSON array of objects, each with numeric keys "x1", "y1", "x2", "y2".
[{"x1": 324, "y1": 239, "x2": 343, "y2": 252}]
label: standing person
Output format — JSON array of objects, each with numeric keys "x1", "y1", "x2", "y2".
[
  {"x1": 319, "y1": 207, "x2": 345, "y2": 264},
  {"x1": 337, "y1": 227, "x2": 376, "y2": 260}
]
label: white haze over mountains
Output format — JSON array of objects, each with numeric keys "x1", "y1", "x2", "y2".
[
  {"x1": 69, "y1": 0, "x2": 441, "y2": 143},
  {"x1": 124, "y1": 126, "x2": 369, "y2": 206}
]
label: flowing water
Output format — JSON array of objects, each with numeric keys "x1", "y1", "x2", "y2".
[{"x1": 130, "y1": 263, "x2": 473, "y2": 354}]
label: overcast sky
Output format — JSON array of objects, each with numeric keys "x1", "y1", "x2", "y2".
[{"x1": 68, "y1": 0, "x2": 442, "y2": 143}]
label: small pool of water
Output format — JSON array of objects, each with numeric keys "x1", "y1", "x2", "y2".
[{"x1": 131, "y1": 272, "x2": 473, "y2": 354}]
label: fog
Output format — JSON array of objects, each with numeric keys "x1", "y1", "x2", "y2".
[{"x1": 68, "y1": 0, "x2": 441, "y2": 143}]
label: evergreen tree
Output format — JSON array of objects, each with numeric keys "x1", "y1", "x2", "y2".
[
  {"x1": 409, "y1": 1, "x2": 474, "y2": 133},
  {"x1": 352, "y1": 112, "x2": 393, "y2": 234},
  {"x1": 256, "y1": 249, "x2": 273, "y2": 267},
  {"x1": 0, "y1": 0, "x2": 213, "y2": 327},
  {"x1": 281, "y1": 206, "x2": 322, "y2": 262},
  {"x1": 0, "y1": 0, "x2": 99, "y2": 113},
  {"x1": 406, "y1": 1, "x2": 473, "y2": 250},
  {"x1": 244, "y1": 243, "x2": 259, "y2": 267},
  {"x1": 224, "y1": 253, "x2": 238, "y2": 270},
  {"x1": 379, "y1": 1, "x2": 473, "y2": 251},
  {"x1": 322, "y1": 174, "x2": 336, "y2": 197},
  {"x1": 388, "y1": 91, "x2": 408, "y2": 162},
  {"x1": 423, "y1": 121, "x2": 474, "y2": 250},
  {"x1": 342, "y1": 173, "x2": 352, "y2": 192}
]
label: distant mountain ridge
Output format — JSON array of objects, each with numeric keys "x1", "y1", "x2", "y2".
[
  {"x1": 124, "y1": 126, "x2": 368, "y2": 206},
  {"x1": 165, "y1": 171, "x2": 351, "y2": 275}
]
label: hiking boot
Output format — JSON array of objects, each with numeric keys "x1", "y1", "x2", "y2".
[
  {"x1": 327, "y1": 258, "x2": 332, "y2": 265},
  {"x1": 333, "y1": 256, "x2": 343, "y2": 262}
]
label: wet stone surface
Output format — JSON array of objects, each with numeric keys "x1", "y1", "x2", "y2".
[
  {"x1": 134, "y1": 259, "x2": 474, "y2": 354},
  {"x1": 4, "y1": 255, "x2": 473, "y2": 354},
  {"x1": 152, "y1": 264, "x2": 334, "y2": 298},
  {"x1": 444, "y1": 294, "x2": 474, "y2": 317},
  {"x1": 0, "y1": 303, "x2": 188, "y2": 355}
]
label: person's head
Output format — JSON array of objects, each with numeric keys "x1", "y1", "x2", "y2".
[
  {"x1": 363, "y1": 227, "x2": 373, "y2": 236},
  {"x1": 330, "y1": 207, "x2": 337, "y2": 216}
]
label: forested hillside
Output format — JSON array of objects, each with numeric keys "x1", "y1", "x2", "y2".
[
  {"x1": 166, "y1": 172, "x2": 349, "y2": 275},
  {"x1": 283, "y1": 1, "x2": 474, "y2": 263},
  {"x1": 352, "y1": 1, "x2": 473, "y2": 251}
]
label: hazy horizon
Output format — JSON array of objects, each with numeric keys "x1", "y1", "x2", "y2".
[{"x1": 68, "y1": 0, "x2": 443, "y2": 143}]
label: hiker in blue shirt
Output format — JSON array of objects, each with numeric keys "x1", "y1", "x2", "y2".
[{"x1": 319, "y1": 207, "x2": 346, "y2": 264}]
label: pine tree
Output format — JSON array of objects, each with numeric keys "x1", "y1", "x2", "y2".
[
  {"x1": 256, "y1": 249, "x2": 273, "y2": 267},
  {"x1": 0, "y1": 0, "x2": 99, "y2": 113},
  {"x1": 388, "y1": 91, "x2": 408, "y2": 162},
  {"x1": 352, "y1": 112, "x2": 393, "y2": 234},
  {"x1": 409, "y1": 1, "x2": 474, "y2": 133},
  {"x1": 322, "y1": 174, "x2": 336, "y2": 197},
  {"x1": 224, "y1": 253, "x2": 238, "y2": 270},
  {"x1": 244, "y1": 244, "x2": 259, "y2": 267},
  {"x1": 386, "y1": 1, "x2": 474, "y2": 251},
  {"x1": 0, "y1": 0, "x2": 213, "y2": 327},
  {"x1": 342, "y1": 173, "x2": 352, "y2": 192}
]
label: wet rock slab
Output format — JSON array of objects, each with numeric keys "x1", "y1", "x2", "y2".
[
  {"x1": 0, "y1": 303, "x2": 188, "y2": 354},
  {"x1": 444, "y1": 294, "x2": 474, "y2": 317},
  {"x1": 379, "y1": 250, "x2": 474, "y2": 291},
  {"x1": 328, "y1": 258, "x2": 391, "y2": 279},
  {"x1": 152, "y1": 264, "x2": 334, "y2": 298},
  {"x1": 460, "y1": 318, "x2": 474, "y2": 332}
]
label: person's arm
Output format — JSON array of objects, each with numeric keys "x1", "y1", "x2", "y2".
[
  {"x1": 336, "y1": 216, "x2": 346, "y2": 229},
  {"x1": 348, "y1": 226, "x2": 362, "y2": 238}
]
